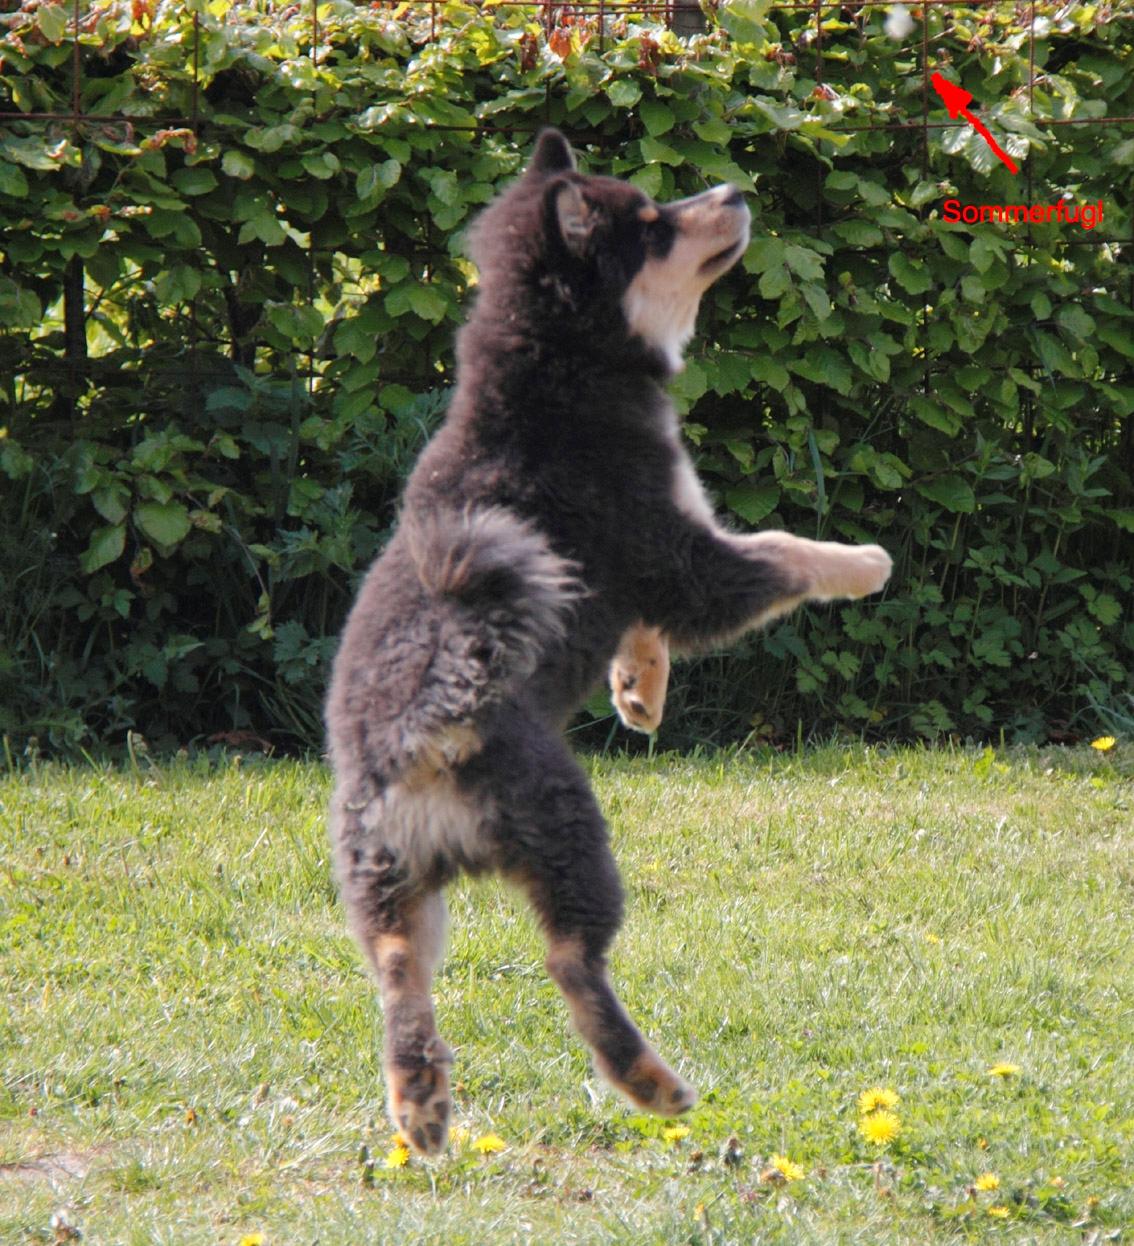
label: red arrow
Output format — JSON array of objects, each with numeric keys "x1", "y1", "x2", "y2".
[{"x1": 930, "y1": 71, "x2": 1019, "y2": 175}]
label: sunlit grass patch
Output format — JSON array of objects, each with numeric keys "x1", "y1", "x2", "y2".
[{"x1": 1, "y1": 745, "x2": 1131, "y2": 1243}]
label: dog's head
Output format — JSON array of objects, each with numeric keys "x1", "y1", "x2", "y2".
[{"x1": 468, "y1": 129, "x2": 750, "y2": 374}]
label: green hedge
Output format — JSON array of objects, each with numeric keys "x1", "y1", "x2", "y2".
[{"x1": 1, "y1": 0, "x2": 1131, "y2": 753}]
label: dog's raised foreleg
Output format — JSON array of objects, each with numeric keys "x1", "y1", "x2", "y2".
[
  {"x1": 643, "y1": 523, "x2": 892, "y2": 652},
  {"x1": 737, "y1": 531, "x2": 893, "y2": 620}
]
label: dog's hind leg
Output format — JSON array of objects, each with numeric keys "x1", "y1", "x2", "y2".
[
  {"x1": 541, "y1": 921, "x2": 697, "y2": 1116},
  {"x1": 491, "y1": 733, "x2": 696, "y2": 1116},
  {"x1": 347, "y1": 881, "x2": 453, "y2": 1156},
  {"x1": 372, "y1": 889, "x2": 453, "y2": 1154}
]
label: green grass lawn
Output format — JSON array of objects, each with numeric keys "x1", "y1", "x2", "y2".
[{"x1": 1, "y1": 745, "x2": 1131, "y2": 1244}]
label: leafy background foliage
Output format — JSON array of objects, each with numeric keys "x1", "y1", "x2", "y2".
[{"x1": 1, "y1": 0, "x2": 1131, "y2": 753}]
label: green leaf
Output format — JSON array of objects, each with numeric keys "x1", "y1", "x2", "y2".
[
  {"x1": 832, "y1": 220, "x2": 883, "y2": 247},
  {"x1": 888, "y1": 253, "x2": 931, "y2": 296},
  {"x1": 1085, "y1": 592, "x2": 1121, "y2": 627},
  {"x1": 801, "y1": 283, "x2": 832, "y2": 322},
  {"x1": 407, "y1": 286, "x2": 448, "y2": 323},
  {"x1": 0, "y1": 161, "x2": 29, "y2": 197},
  {"x1": 301, "y1": 151, "x2": 341, "y2": 180},
  {"x1": 80, "y1": 523, "x2": 125, "y2": 574},
  {"x1": 629, "y1": 164, "x2": 664, "y2": 197},
  {"x1": 0, "y1": 275, "x2": 40, "y2": 328},
  {"x1": 640, "y1": 137, "x2": 682, "y2": 166},
  {"x1": 1096, "y1": 322, "x2": 1134, "y2": 359},
  {"x1": 725, "y1": 482, "x2": 780, "y2": 524},
  {"x1": 153, "y1": 266, "x2": 202, "y2": 304},
  {"x1": 745, "y1": 236, "x2": 785, "y2": 274},
  {"x1": 693, "y1": 117, "x2": 731, "y2": 145},
  {"x1": 916, "y1": 475, "x2": 976, "y2": 513},
  {"x1": 788, "y1": 347, "x2": 852, "y2": 396},
  {"x1": 784, "y1": 244, "x2": 824, "y2": 283},
  {"x1": 1, "y1": 437, "x2": 34, "y2": 479},
  {"x1": 92, "y1": 487, "x2": 129, "y2": 526},
  {"x1": 749, "y1": 355, "x2": 790, "y2": 389},
  {"x1": 135, "y1": 501, "x2": 191, "y2": 550},
  {"x1": 640, "y1": 100, "x2": 675, "y2": 137},
  {"x1": 266, "y1": 303, "x2": 323, "y2": 343},
  {"x1": 758, "y1": 266, "x2": 791, "y2": 300},
  {"x1": 171, "y1": 168, "x2": 218, "y2": 196},
  {"x1": 1055, "y1": 305, "x2": 1095, "y2": 341},
  {"x1": 237, "y1": 209, "x2": 286, "y2": 247},
  {"x1": 334, "y1": 316, "x2": 379, "y2": 365},
  {"x1": 607, "y1": 80, "x2": 642, "y2": 109},
  {"x1": 36, "y1": 2, "x2": 68, "y2": 43},
  {"x1": 222, "y1": 150, "x2": 256, "y2": 180},
  {"x1": 1031, "y1": 291, "x2": 1052, "y2": 320},
  {"x1": 1033, "y1": 330, "x2": 1075, "y2": 377},
  {"x1": 969, "y1": 236, "x2": 1002, "y2": 274},
  {"x1": 849, "y1": 340, "x2": 889, "y2": 382},
  {"x1": 718, "y1": 0, "x2": 772, "y2": 43}
]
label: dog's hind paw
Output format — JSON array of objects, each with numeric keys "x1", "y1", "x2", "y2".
[
  {"x1": 387, "y1": 1038, "x2": 453, "y2": 1156},
  {"x1": 605, "y1": 1048, "x2": 697, "y2": 1116}
]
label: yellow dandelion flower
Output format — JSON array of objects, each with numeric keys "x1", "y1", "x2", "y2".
[
  {"x1": 975, "y1": 1172, "x2": 1001, "y2": 1191},
  {"x1": 858, "y1": 1086, "x2": 900, "y2": 1114},
  {"x1": 988, "y1": 1205, "x2": 1010, "y2": 1218},
  {"x1": 1090, "y1": 736, "x2": 1117, "y2": 752},
  {"x1": 472, "y1": 1132, "x2": 506, "y2": 1155},
  {"x1": 662, "y1": 1124, "x2": 691, "y2": 1143},
  {"x1": 237, "y1": 1235, "x2": 265, "y2": 1246},
  {"x1": 770, "y1": 1153, "x2": 806, "y2": 1182},
  {"x1": 988, "y1": 1062, "x2": 1020, "y2": 1078},
  {"x1": 858, "y1": 1109, "x2": 902, "y2": 1146},
  {"x1": 383, "y1": 1144, "x2": 410, "y2": 1169}
]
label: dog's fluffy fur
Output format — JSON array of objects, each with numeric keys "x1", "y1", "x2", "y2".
[{"x1": 326, "y1": 130, "x2": 892, "y2": 1154}]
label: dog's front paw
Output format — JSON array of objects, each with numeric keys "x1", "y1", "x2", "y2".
[
  {"x1": 609, "y1": 624, "x2": 670, "y2": 734},
  {"x1": 845, "y1": 543, "x2": 892, "y2": 598},
  {"x1": 813, "y1": 542, "x2": 892, "y2": 600}
]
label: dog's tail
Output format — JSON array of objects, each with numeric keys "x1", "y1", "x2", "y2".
[{"x1": 405, "y1": 503, "x2": 583, "y2": 692}]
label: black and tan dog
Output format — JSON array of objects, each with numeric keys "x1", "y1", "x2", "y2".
[{"x1": 325, "y1": 130, "x2": 892, "y2": 1154}]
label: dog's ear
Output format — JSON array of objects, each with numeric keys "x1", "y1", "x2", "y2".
[
  {"x1": 547, "y1": 179, "x2": 593, "y2": 258},
  {"x1": 528, "y1": 128, "x2": 576, "y2": 176}
]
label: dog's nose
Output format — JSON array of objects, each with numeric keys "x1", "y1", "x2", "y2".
[{"x1": 718, "y1": 185, "x2": 745, "y2": 208}]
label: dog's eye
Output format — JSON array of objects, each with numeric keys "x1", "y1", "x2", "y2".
[{"x1": 643, "y1": 216, "x2": 674, "y2": 254}]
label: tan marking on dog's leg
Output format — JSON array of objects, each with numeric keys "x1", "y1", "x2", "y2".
[
  {"x1": 609, "y1": 624, "x2": 671, "y2": 733},
  {"x1": 545, "y1": 935, "x2": 696, "y2": 1115},
  {"x1": 370, "y1": 890, "x2": 453, "y2": 1156}
]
